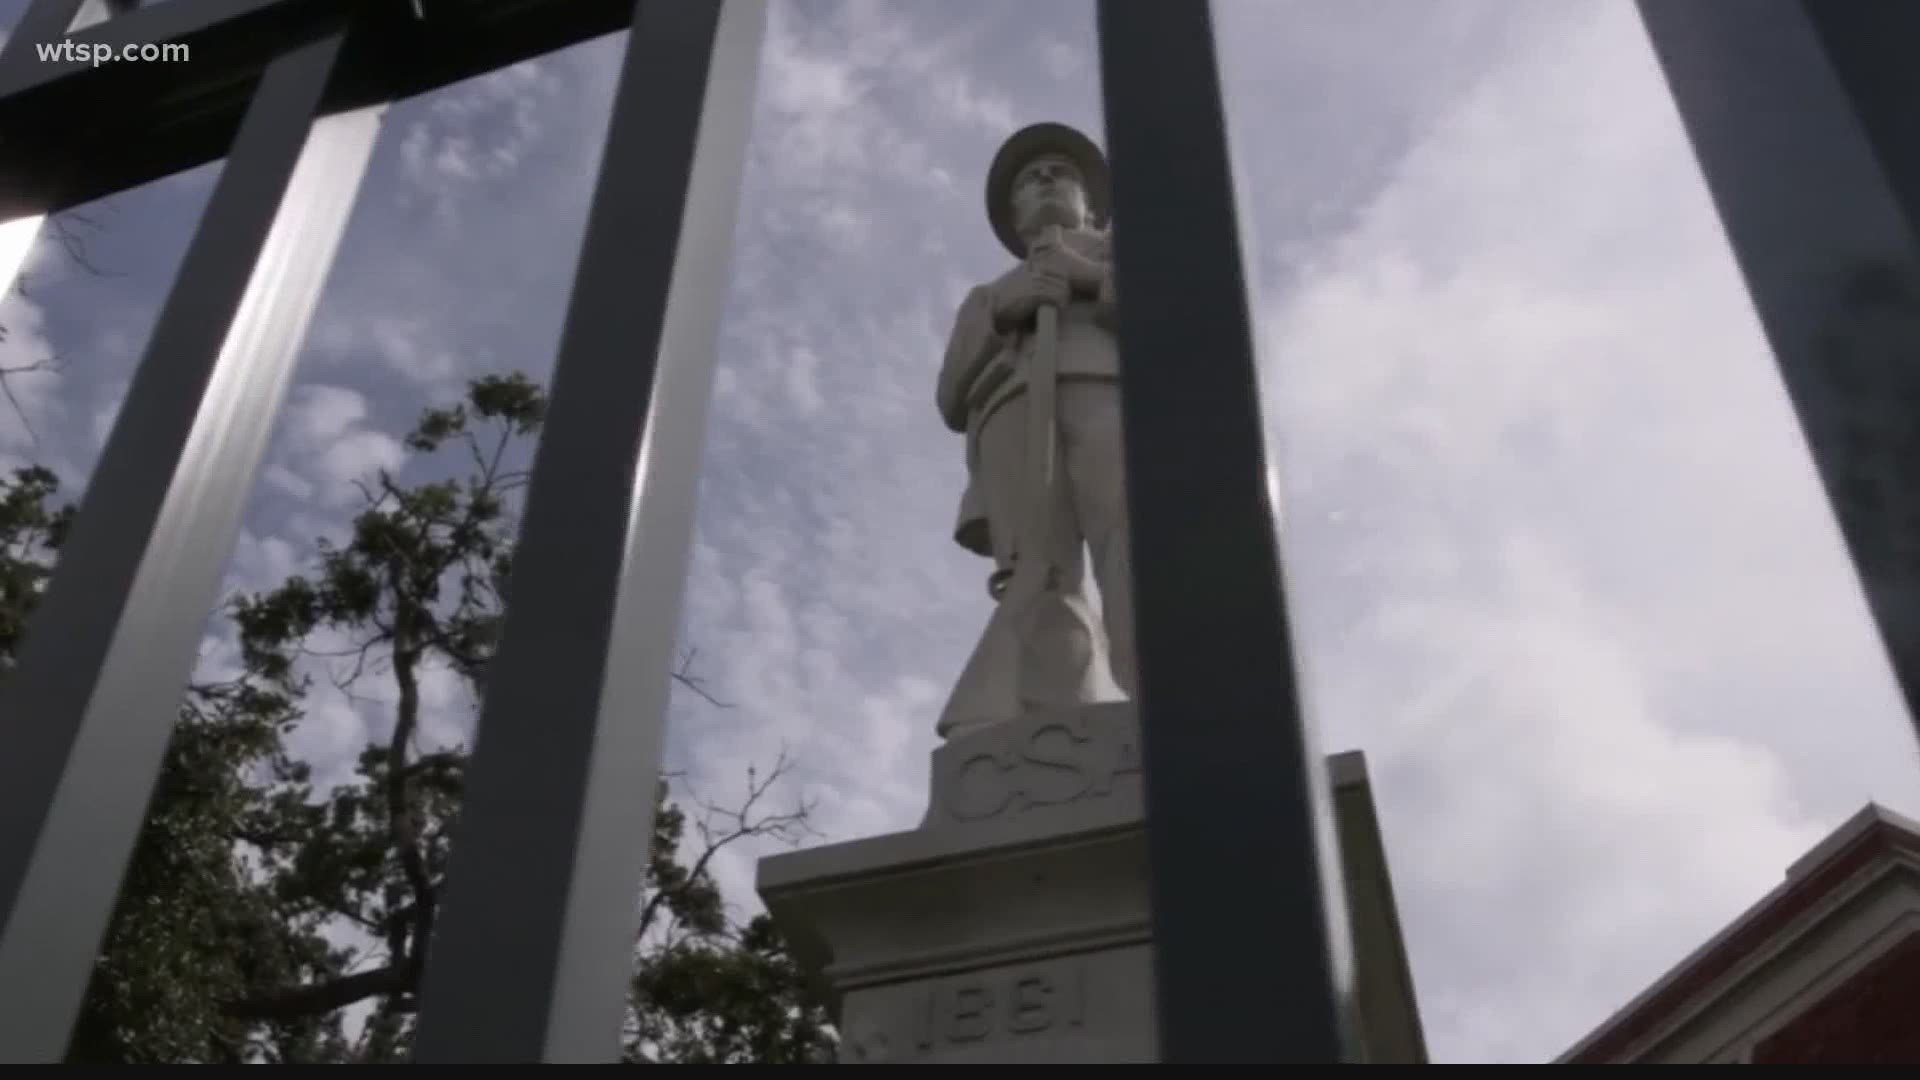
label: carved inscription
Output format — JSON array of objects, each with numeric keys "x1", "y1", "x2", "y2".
[
  {"x1": 940, "y1": 713, "x2": 1141, "y2": 823},
  {"x1": 910, "y1": 961, "x2": 1090, "y2": 1051}
]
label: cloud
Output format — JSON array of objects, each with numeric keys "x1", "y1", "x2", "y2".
[
  {"x1": 394, "y1": 58, "x2": 565, "y2": 231},
  {"x1": 88, "y1": 378, "x2": 125, "y2": 449},
  {"x1": 286, "y1": 693, "x2": 371, "y2": 792},
  {"x1": 283, "y1": 383, "x2": 368, "y2": 445},
  {"x1": 270, "y1": 383, "x2": 407, "y2": 507},
  {"x1": 1313, "y1": 532, "x2": 1825, "y2": 1063},
  {"x1": 0, "y1": 288, "x2": 79, "y2": 481},
  {"x1": 307, "y1": 315, "x2": 460, "y2": 394},
  {"x1": 1242, "y1": 0, "x2": 1920, "y2": 1061},
  {"x1": 262, "y1": 463, "x2": 314, "y2": 502},
  {"x1": 745, "y1": 0, "x2": 1049, "y2": 259},
  {"x1": 9, "y1": 0, "x2": 1919, "y2": 1065},
  {"x1": 228, "y1": 529, "x2": 301, "y2": 597},
  {"x1": 0, "y1": 292, "x2": 52, "y2": 419}
]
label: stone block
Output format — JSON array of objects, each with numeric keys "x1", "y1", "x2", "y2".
[
  {"x1": 757, "y1": 701, "x2": 1152, "y2": 1063},
  {"x1": 756, "y1": 701, "x2": 1428, "y2": 1064}
]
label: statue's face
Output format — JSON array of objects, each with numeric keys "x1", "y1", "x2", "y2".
[{"x1": 1010, "y1": 153, "x2": 1089, "y2": 238}]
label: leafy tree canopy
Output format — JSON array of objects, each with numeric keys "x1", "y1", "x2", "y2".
[{"x1": 0, "y1": 373, "x2": 835, "y2": 1063}]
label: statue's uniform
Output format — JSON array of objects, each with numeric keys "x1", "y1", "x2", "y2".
[{"x1": 935, "y1": 225, "x2": 1135, "y2": 736}]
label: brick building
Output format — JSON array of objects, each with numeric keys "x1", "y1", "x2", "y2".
[{"x1": 1557, "y1": 804, "x2": 1920, "y2": 1064}]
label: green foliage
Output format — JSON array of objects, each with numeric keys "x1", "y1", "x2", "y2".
[
  {"x1": 630, "y1": 908, "x2": 837, "y2": 1064},
  {"x1": 66, "y1": 683, "x2": 349, "y2": 1064},
  {"x1": 0, "y1": 374, "x2": 834, "y2": 1063},
  {"x1": 625, "y1": 769, "x2": 835, "y2": 1064},
  {"x1": 0, "y1": 465, "x2": 74, "y2": 666}
]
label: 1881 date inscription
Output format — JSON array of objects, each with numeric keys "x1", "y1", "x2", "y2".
[
  {"x1": 838, "y1": 959, "x2": 1096, "y2": 1063},
  {"x1": 910, "y1": 959, "x2": 1089, "y2": 1050}
]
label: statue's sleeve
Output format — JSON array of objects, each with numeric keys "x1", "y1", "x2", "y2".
[{"x1": 936, "y1": 284, "x2": 1001, "y2": 433}]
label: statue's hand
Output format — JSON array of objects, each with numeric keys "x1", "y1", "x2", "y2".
[
  {"x1": 1028, "y1": 234, "x2": 1106, "y2": 294},
  {"x1": 991, "y1": 265, "x2": 1070, "y2": 331}
]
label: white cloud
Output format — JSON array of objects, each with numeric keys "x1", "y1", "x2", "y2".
[
  {"x1": 1244, "y1": 0, "x2": 1920, "y2": 1062},
  {"x1": 928, "y1": 68, "x2": 1015, "y2": 135},
  {"x1": 11, "y1": 0, "x2": 1919, "y2": 1065},
  {"x1": 284, "y1": 383, "x2": 369, "y2": 444},
  {"x1": 1034, "y1": 37, "x2": 1085, "y2": 83},
  {"x1": 89, "y1": 377, "x2": 125, "y2": 449},
  {"x1": 751, "y1": 0, "x2": 1023, "y2": 237},
  {"x1": 189, "y1": 629, "x2": 246, "y2": 689},
  {"x1": 228, "y1": 528, "x2": 301, "y2": 597},
  {"x1": 308, "y1": 315, "x2": 460, "y2": 393},
  {"x1": 396, "y1": 58, "x2": 564, "y2": 230},
  {"x1": 0, "y1": 290, "x2": 63, "y2": 453},
  {"x1": 286, "y1": 694, "x2": 370, "y2": 792},
  {"x1": 272, "y1": 382, "x2": 407, "y2": 507},
  {"x1": 262, "y1": 463, "x2": 314, "y2": 501},
  {"x1": 1315, "y1": 533, "x2": 1825, "y2": 1063},
  {"x1": 315, "y1": 430, "x2": 407, "y2": 501}
]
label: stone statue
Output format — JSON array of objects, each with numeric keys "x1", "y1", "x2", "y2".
[{"x1": 935, "y1": 122, "x2": 1134, "y2": 739}]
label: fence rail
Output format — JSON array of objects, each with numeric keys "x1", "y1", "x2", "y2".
[{"x1": 1, "y1": 0, "x2": 1916, "y2": 1064}]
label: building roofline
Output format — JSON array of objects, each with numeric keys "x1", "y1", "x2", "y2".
[{"x1": 1556, "y1": 802, "x2": 1920, "y2": 1064}]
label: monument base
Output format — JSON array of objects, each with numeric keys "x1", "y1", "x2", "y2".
[
  {"x1": 755, "y1": 702, "x2": 1429, "y2": 1064},
  {"x1": 758, "y1": 701, "x2": 1152, "y2": 1063}
]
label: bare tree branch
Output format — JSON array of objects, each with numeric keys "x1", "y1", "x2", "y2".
[
  {"x1": 0, "y1": 207, "x2": 113, "y2": 441},
  {"x1": 672, "y1": 647, "x2": 733, "y2": 709},
  {"x1": 0, "y1": 356, "x2": 63, "y2": 446},
  {"x1": 637, "y1": 748, "x2": 817, "y2": 942},
  {"x1": 44, "y1": 212, "x2": 121, "y2": 281}
]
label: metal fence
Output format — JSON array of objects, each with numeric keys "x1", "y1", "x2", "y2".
[{"x1": 0, "y1": 0, "x2": 1916, "y2": 1064}]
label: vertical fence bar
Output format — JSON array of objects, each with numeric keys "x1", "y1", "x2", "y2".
[
  {"x1": 66, "y1": 0, "x2": 141, "y2": 34},
  {"x1": 1636, "y1": 0, "x2": 1920, "y2": 753},
  {"x1": 0, "y1": 0, "x2": 83, "y2": 237},
  {"x1": 409, "y1": 0, "x2": 766, "y2": 1062},
  {"x1": 0, "y1": 0, "x2": 88, "y2": 72},
  {"x1": 1094, "y1": 0, "x2": 1357, "y2": 1064},
  {"x1": 0, "y1": 0, "x2": 133, "y2": 77},
  {"x1": 0, "y1": 30, "x2": 380, "y2": 1062}
]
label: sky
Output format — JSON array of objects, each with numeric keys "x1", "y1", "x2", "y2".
[{"x1": 6, "y1": 0, "x2": 1920, "y2": 1064}]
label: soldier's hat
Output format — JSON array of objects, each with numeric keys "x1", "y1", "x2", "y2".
[{"x1": 984, "y1": 121, "x2": 1110, "y2": 258}]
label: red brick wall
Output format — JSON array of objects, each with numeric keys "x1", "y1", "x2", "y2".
[{"x1": 1751, "y1": 931, "x2": 1920, "y2": 1064}]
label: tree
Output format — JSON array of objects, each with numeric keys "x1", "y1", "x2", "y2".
[
  {"x1": 0, "y1": 464, "x2": 73, "y2": 669},
  {"x1": 626, "y1": 757, "x2": 837, "y2": 1064},
  {"x1": 64, "y1": 677, "x2": 352, "y2": 1064},
  {"x1": 0, "y1": 375, "x2": 836, "y2": 1063}
]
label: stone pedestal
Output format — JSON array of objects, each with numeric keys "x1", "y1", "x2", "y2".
[
  {"x1": 756, "y1": 702, "x2": 1429, "y2": 1064},
  {"x1": 757, "y1": 701, "x2": 1154, "y2": 1063}
]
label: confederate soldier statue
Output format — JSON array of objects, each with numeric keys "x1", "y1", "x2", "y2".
[{"x1": 936, "y1": 122, "x2": 1134, "y2": 738}]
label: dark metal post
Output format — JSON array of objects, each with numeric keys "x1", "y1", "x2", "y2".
[
  {"x1": 67, "y1": 0, "x2": 142, "y2": 34},
  {"x1": 0, "y1": 0, "x2": 135, "y2": 78},
  {"x1": 0, "y1": 30, "x2": 380, "y2": 1062},
  {"x1": 1094, "y1": 0, "x2": 1358, "y2": 1064},
  {"x1": 410, "y1": 0, "x2": 766, "y2": 1062},
  {"x1": 0, "y1": 0, "x2": 89, "y2": 72},
  {"x1": 1636, "y1": 0, "x2": 1920, "y2": 753}
]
